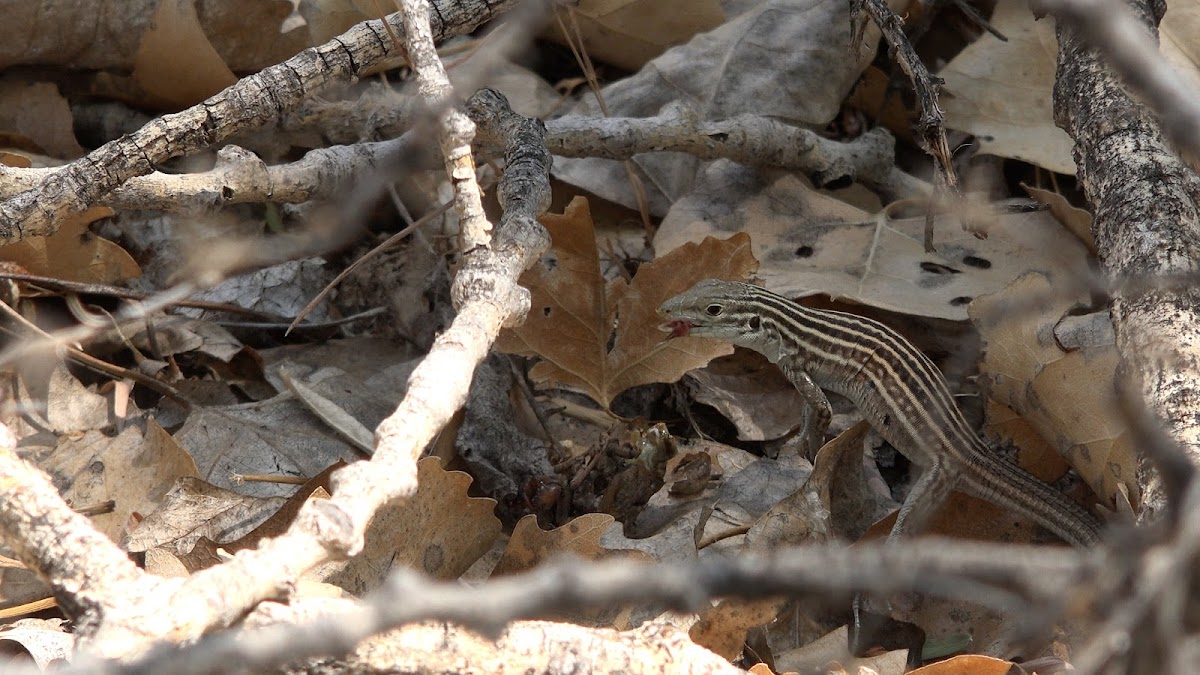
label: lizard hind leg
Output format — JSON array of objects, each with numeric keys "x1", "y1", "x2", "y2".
[
  {"x1": 851, "y1": 458, "x2": 958, "y2": 655},
  {"x1": 888, "y1": 457, "x2": 957, "y2": 543}
]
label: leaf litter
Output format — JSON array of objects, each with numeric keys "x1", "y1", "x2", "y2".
[{"x1": 0, "y1": 2, "x2": 1139, "y2": 670}]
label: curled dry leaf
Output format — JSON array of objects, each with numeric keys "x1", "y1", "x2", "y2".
[
  {"x1": 690, "y1": 597, "x2": 784, "y2": 660},
  {"x1": 495, "y1": 196, "x2": 758, "y2": 408},
  {"x1": 685, "y1": 350, "x2": 808, "y2": 441},
  {"x1": 124, "y1": 476, "x2": 286, "y2": 562},
  {"x1": 747, "y1": 421, "x2": 893, "y2": 550},
  {"x1": 970, "y1": 273, "x2": 1135, "y2": 507},
  {"x1": 908, "y1": 654, "x2": 1019, "y2": 675}
]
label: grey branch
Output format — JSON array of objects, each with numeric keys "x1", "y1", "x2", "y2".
[
  {"x1": 545, "y1": 105, "x2": 930, "y2": 202},
  {"x1": 1040, "y1": 0, "x2": 1200, "y2": 166},
  {"x1": 0, "y1": 0, "x2": 519, "y2": 243},
  {"x1": 113, "y1": 540, "x2": 1092, "y2": 674}
]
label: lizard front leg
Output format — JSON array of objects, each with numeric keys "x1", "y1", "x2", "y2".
[{"x1": 778, "y1": 360, "x2": 833, "y2": 455}]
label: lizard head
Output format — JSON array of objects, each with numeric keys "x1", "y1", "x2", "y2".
[{"x1": 657, "y1": 279, "x2": 767, "y2": 345}]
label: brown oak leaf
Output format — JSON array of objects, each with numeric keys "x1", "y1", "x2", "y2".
[{"x1": 496, "y1": 196, "x2": 758, "y2": 408}]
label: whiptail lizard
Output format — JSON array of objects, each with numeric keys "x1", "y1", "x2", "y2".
[{"x1": 658, "y1": 279, "x2": 1103, "y2": 547}]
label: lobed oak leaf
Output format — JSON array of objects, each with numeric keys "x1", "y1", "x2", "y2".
[{"x1": 496, "y1": 196, "x2": 758, "y2": 408}]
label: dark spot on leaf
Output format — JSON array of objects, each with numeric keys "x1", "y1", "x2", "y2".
[
  {"x1": 542, "y1": 306, "x2": 552, "y2": 317},
  {"x1": 795, "y1": 245, "x2": 814, "y2": 258},
  {"x1": 950, "y1": 296, "x2": 973, "y2": 306},
  {"x1": 542, "y1": 253, "x2": 558, "y2": 270},
  {"x1": 423, "y1": 544, "x2": 445, "y2": 574},
  {"x1": 920, "y1": 262, "x2": 960, "y2": 275},
  {"x1": 962, "y1": 255, "x2": 991, "y2": 269}
]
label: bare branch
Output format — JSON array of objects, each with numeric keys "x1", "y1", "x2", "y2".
[
  {"x1": 1040, "y1": 0, "x2": 1200, "y2": 166},
  {"x1": 0, "y1": 0, "x2": 519, "y2": 244},
  {"x1": 849, "y1": 0, "x2": 958, "y2": 192},
  {"x1": 399, "y1": 0, "x2": 492, "y2": 252},
  {"x1": 0, "y1": 136, "x2": 435, "y2": 214},
  {"x1": 545, "y1": 106, "x2": 930, "y2": 202},
  {"x1": 116, "y1": 540, "x2": 1093, "y2": 674}
]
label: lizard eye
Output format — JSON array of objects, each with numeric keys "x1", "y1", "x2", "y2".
[{"x1": 704, "y1": 304, "x2": 723, "y2": 316}]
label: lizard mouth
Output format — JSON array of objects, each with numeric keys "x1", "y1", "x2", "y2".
[{"x1": 659, "y1": 319, "x2": 694, "y2": 338}]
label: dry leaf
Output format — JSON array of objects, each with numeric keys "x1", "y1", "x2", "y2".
[
  {"x1": 187, "y1": 257, "x2": 334, "y2": 322},
  {"x1": 16, "y1": 364, "x2": 109, "y2": 436},
  {"x1": 0, "y1": 82, "x2": 84, "y2": 158},
  {"x1": 0, "y1": 152, "x2": 32, "y2": 168},
  {"x1": 174, "y1": 338, "x2": 418, "y2": 497},
  {"x1": 685, "y1": 350, "x2": 807, "y2": 441},
  {"x1": 862, "y1": 492, "x2": 1041, "y2": 547},
  {"x1": 605, "y1": 440, "x2": 811, "y2": 564},
  {"x1": 125, "y1": 477, "x2": 284, "y2": 560},
  {"x1": 543, "y1": 0, "x2": 725, "y2": 72},
  {"x1": 493, "y1": 513, "x2": 655, "y2": 629},
  {"x1": 496, "y1": 196, "x2": 758, "y2": 407},
  {"x1": 7, "y1": 421, "x2": 205, "y2": 606},
  {"x1": 847, "y1": 66, "x2": 916, "y2": 146},
  {"x1": 0, "y1": 619, "x2": 74, "y2": 670},
  {"x1": 909, "y1": 654, "x2": 1017, "y2": 674},
  {"x1": 857, "y1": 493, "x2": 1051, "y2": 658},
  {"x1": 0, "y1": 206, "x2": 140, "y2": 284},
  {"x1": 938, "y1": 0, "x2": 1073, "y2": 174},
  {"x1": 981, "y1": 401, "x2": 1070, "y2": 484},
  {"x1": 0, "y1": 3, "x2": 307, "y2": 75},
  {"x1": 1160, "y1": 2, "x2": 1200, "y2": 123},
  {"x1": 1022, "y1": 184, "x2": 1094, "y2": 251},
  {"x1": 748, "y1": 421, "x2": 893, "y2": 550},
  {"x1": 552, "y1": 0, "x2": 891, "y2": 215},
  {"x1": 774, "y1": 625, "x2": 908, "y2": 675},
  {"x1": 174, "y1": 394, "x2": 365, "y2": 498},
  {"x1": 492, "y1": 512, "x2": 646, "y2": 576},
  {"x1": 940, "y1": 0, "x2": 1200, "y2": 175},
  {"x1": 655, "y1": 163, "x2": 1090, "y2": 321},
  {"x1": 690, "y1": 597, "x2": 782, "y2": 660},
  {"x1": 27, "y1": 420, "x2": 202, "y2": 545},
  {"x1": 301, "y1": 0, "x2": 379, "y2": 43},
  {"x1": 970, "y1": 273, "x2": 1135, "y2": 506},
  {"x1": 132, "y1": 0, "x2": 238, "y2": 108},
  {"x1": 220, "y1": 463, "x2": 342, "y2": 553},
  {"x1": 316, "y1": 457, "x2": 501, "y2": 594}
]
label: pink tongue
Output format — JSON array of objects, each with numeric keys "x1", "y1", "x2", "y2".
[{"x1": 660, "y1": 320, "x2": 693, "y2": 338}]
